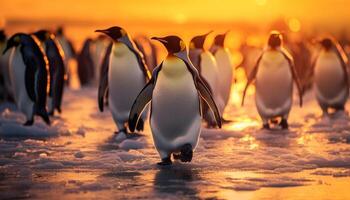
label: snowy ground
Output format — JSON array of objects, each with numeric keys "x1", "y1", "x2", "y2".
[{"x1": 1, "y1": 85, "x2": 350, "y2": 200}]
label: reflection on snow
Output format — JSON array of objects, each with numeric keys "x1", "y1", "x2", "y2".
[{"x1": 0, "y1": 84, "x2": 350, "y2": 199}]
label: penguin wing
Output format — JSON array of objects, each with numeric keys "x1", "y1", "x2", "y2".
[
  {"x1": 98, "y1": 42, "x2": 113, "y2": 112},
  {"x1": 20, "y1": 47, "x2": 40, "y2": 102},
  {"x1": 128, "y1": 63, "x2": 162, "y2": 132},
  {"x1": 333, "y1": 44, "x2": 349, "y2": 88},
  {"x1": 195, "y1": 76, "x2": 222, "y2": 128},
  {"x1": 280, "y1": 48, "x2": 303, "y2": 107},
  {"x1": 241, "y1": 52, "x2": 263, "y2": 106}
]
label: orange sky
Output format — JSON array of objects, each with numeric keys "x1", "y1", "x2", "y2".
[{"x1": 1, "y1": 0, "x2": 350, "y2": 25}]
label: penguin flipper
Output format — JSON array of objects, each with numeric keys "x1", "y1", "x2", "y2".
[
  {"x1": 128, "y1": 63, "x2": 162, "y2": 132},
  {"x1": 128, "y1": 80, "x2": 154, "y2": 132},
  {"x1": 241, "y1": 53, "x2": 263, "y2": 106},
  {"x1": 195, "y1": 77, "x2": 222, "y2": 128},
  {"x1": 24, "y1": 62, "x2": 36, "y2": 102},
  {"x1": 98, "y1": 42, "x2": 113, "y2": 112},
  {"x1": 333, "y1": 43, "x2": 349, "y2": 88}
]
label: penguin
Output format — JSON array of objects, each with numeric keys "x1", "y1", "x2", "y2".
[
  {"x1": 312, "y1": 38, "x2": 349, "y2": 115},
  {"x1": 241, "y1": 31, "x2": 303, "y2": 129},
  {"x1": 209, "y1": 31, "x2": 233, "y2": 122},
  {"x1": 189, "y1": 31, "x2": 224, "y2": 127},
  {"x1": 0, "y1": 30, "x2": 14, "y2": 102},
  {"x1": 77, "y1": 38, "x2": 95, "y2": 86},
  {"x1": 3, "y1": 33, "x2": 50, "y2": 125},
  {"x1": 128, "y1": 35, "x2": 222, "y2": 165},
  {"x1": 55, "y1": 26, "x2": 76, "y2": 85},
  {"x1": 133, "y1": 35, "x2": 159, "y2": 72},
  {"x1": 91, "y1": 35, "x2": 110, "y2": 82},
  {"x1": 33, "y1": 30, "x2": 65, "y2": 116},
  {"x1": 96, "y1": 26, "x2": 151, "y2": 134}
]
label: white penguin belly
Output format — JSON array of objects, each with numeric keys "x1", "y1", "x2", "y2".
[
  {"x1": 10, "y1": 48, "x2": 34, "y2": 119},
  {"x1": 151, "y1": 57, "x2": 201, "y2": 155},
  {"x1": 215, "y1": 48, "x2": 233, "y2": 109},
  {"x1": 255, "y1": 51, "x2": 293, "y2": 118},
  {"x1": 108, "y1": 43, "x2": 145, "y2": 123},
  {"x1": 314, "y1": 51, "x2": 348, "y2": 105}
]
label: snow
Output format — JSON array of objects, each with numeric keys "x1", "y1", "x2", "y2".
[{"x1": 0, "y1": 88, "x2": 350, "y2": 199}]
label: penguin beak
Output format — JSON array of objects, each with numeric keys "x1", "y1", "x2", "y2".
[
  {"x1": 151, "y1": 37, "x2": 168, "y2": 44},
  {"x1": 95, "y1": 29, "x2": 108, "y2": 34},
  {"x1": 204, "y1": 30, "x2": 213, "y2": 37}
]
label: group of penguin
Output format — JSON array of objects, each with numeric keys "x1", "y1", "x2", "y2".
[
  {"x1": 0, "y1": 25, "x2": 349, "y2": 166},
  {"x1": 0, "y1": 28, "x2": 74, "y2": 125}
]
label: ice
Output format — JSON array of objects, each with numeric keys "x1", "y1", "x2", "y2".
[{"x1": 0, "y1": 87, "x2": 349, "y2": 199}]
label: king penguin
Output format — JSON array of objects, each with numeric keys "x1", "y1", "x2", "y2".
[
  {"x1": 209, "y1": 32, "x2": 233, "y2": 122},
  {"x1": 33, "y1": 30, "x2": 65, "y2": 116},
  {"x1": 312, "y1": 38, "x2": 349, "y2": 115},
  {"x1": 241, "y1": 31, "x2": 303, "y2": 129},
  {"x1": 95, "y1": 26, "x2": 151, "y2": 135},
  {"x1": 3, "y1": 33, "x2": 50, "y2": 125},
  {"x1": 189, "y1": 31, "x2": 224, "y2": 127},
  {"x1": 128, "y1": 35, "x2": 222, "y2": 165}
]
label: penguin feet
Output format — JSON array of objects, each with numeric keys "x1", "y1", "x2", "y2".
[
  {"x1": 179, "y1": 144, "x2": 193, "y2": 162},
  {"x1": 157, "y1": 157, "x2": 172, "y2": 166},
  {"x1": 136, "y1": 118, "x2": 144, "y2": 132},
  {"x1": 48, "y1": 111, "x2": 54, "y2": 116},
  {"x1": 280, "y1": 119, "x2": 289, "y2": 129},
  {"x1": 262, "y1": 123, "x2": 270, "y2": 129},
  {"x1": 23, "y1": 119, "x2": 34, "y2": 126},
  {"x1": 221, "y1": 117, "x2": 232, "y2": 124}
]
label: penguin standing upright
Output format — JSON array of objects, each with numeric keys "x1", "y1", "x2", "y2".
[
  {"x1": 242, "y1": 31, "x2": 303, "y2": 129},
  {"x1": 210, "y1": 32, "x2": 233, "y2": 122},
  {"x1": 96, "y1": 26, "x2": 151, "y2": 134},
  {"x1": 55, "y1": 27, "x2": 76, "y2": 85},
  {"x1": 312, "y1": 38, "x2": 349, "y2": 114},
  {"x1": 0, "y1": 30, "x2": 14, "y2": 101},
  {"x1": 77, "y1": 38, "x2": 95, "y2": 86},
  {"x1": 189, "y1": 31, "x2": 224, "y2": 127},
  {"x1": 33, "y1": 30, "x2": 65, "y2": 116},
  {"x1": 128, "y1": 35, "x2": 222, "y2": 165},
  {"x1": 3, "y1": 33, "x2": 50, "y2": 125}
]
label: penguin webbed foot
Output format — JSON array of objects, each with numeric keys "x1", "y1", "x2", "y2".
[
  {"x1": 262, "y1": 123, "x2": 270, "y2": 130},
  {"x1": 279, "y1": 119, "x2": 288, "y2": 129},
  {"x1": 221, "y1": 117, "x2": 232, "y2": 124},
  {"x1": 179, "y1": 144, "x2": 193, "y2": 162},
  {"x1": 23, "y1": 119, "x2": 34, "y2": 126},
  {"x1": 157, "y1": 157, "x2": 172, "y2": 166}
]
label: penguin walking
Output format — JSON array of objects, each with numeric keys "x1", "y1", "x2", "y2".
[
  {"x1": 33, "y1": 30, "x2": 65, "y2": 116},
  {"x1": 128, "y1": 35, "x2": 222, "y2": 165},
  {"x1": 312, "y1": 38, "x2": 349, "y2": 115},
  {"x1": 96, "y1": 26, "x2": 151, "y2": 134},
  {"x1": 3, "y1": 33, "x2": 50, "y2": 125},
  {"x1": 209, "y1": 32, "x2": 233, "y2": 122},
  {"x1": 242, "y1": 31, "x2": 303, "y2": 129},
  {"x1": 189, "y1": 31, "x2": 224, "y2": 127}
]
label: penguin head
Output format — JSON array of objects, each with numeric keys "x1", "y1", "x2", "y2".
[
  {"x1": 213, "y1": 31, "x2": 229, "y2": 47},
  {"x1": 320, "y1": 38, "x2": 334, "y2": 51},
  {"x1": 95, "y1": 26, "x2": 127, "y2": 42},
  {"x1": 2, "y1": 33, "x2": 25, "y2": 54},
  {"x1": 189, "y1": 31, "x2": 213, "y2": 50},
  {"x1": 33, "y1": 30, "x2": 51, "y2": 42},
  {"x1": 151, "y1": 36, "x2": 186, "y2": 55},
  {"x1": 268, "y1": 31, "x2": 283, "y2": 49}
]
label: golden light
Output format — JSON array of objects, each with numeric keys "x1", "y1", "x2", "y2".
[
  {"x1": 288, "y1": 18, "x2": 301, "y2": 32},
  {"x1": 256, "y1": 0, "x2": 267, "y2": 6}
]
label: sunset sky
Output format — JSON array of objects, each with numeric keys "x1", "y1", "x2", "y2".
[{"x1": 1, "y1": 0, "x2": 349, "y2": 25}]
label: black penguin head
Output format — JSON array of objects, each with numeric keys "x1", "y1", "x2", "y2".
[
  {"x1": 189, "y1": 31, "x2": 213, "y2": 50},
  {"x1": 33, "y1": 30, "x2": 51, "y2": 42},
  {"x1": 151, "y1": 36, "x2": 186, "y2": 55},
  {"x1": 320, "y1": 38, "x2": 334, "y2": 51},
  {"x1": 95, "y1": 26, "x2": 127, "y2": 42},
  {"x1": 0, "y1": 30, "x2": 6, "y2": 42},
  {"x1": 268, "y1": 31, "x2": 283, "y2": 49},
  {"x1": 2, "y1": 33, "x2": 24, "y2": 54},
  {"x1": 56, "y1": 26, "x2": 64, "y2": 36},
  {"x1": 213, "y1": 31, "x2": 229, "y2": 47}
]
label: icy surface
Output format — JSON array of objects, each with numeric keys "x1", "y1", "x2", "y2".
[{"x1": 1, "y1": 86, "x2": 350, "y2": 200}]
